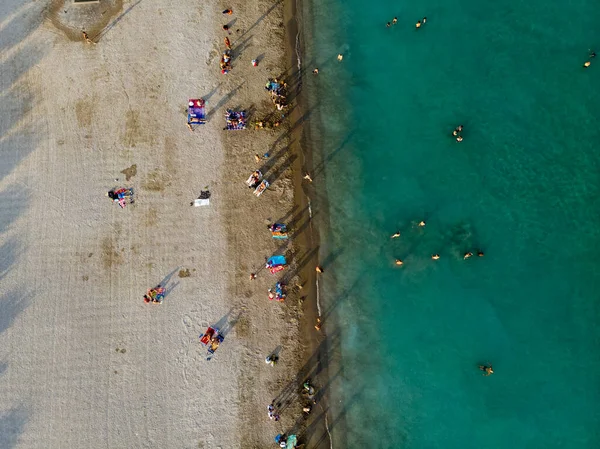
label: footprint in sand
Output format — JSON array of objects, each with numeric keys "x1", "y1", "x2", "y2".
[{"x1": 182, "y1": 315, "x2": 193, "y2": 331}]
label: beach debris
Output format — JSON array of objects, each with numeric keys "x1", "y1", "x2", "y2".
[
  {"x1": 107, "y1": 187, "x2": 134, "y2": 208},
  {"x1": 199, "y1": 327, "x2": 225, "y2": 360},
  {"x1": 191, "y1": 189, "x2": 211, "y2": 206},
  {"x1": 143, "y1": 285, "x2": 165, "y2": 304},
  {"x1": 225, "y1": 109, "x2": 247, "y2": 130},
  {"x1": 187, "y1": 99, "x2": 206, "y2": 130}
]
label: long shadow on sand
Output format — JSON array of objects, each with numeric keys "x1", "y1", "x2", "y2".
[
  {"x1": 0, "y1": 406, "x2": 29, "y2": 449},
  {"x1": 207, "y1": 82, "x2": 245, "y2": 120}
]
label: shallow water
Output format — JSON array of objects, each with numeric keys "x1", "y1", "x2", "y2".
[{"x1": 302, "y1": 0, "x2": 600, "y2": 447}]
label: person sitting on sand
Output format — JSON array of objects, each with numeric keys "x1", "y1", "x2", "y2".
[
  {"x1": 223, "y1": 9, "x2": 233, "y2": 15},
  {"x1": 391, "y1": 231, "x2": 401, "y2": 239},
  {"x1": 464, "y1": 252, "x2": 473, "y2": 259},
  {"x1": 479, "y1": 364, "x2": 494, "y2": 376}
]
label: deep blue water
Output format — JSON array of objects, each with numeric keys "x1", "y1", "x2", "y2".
[{"x1": 301, "y1": 0, "x2": 600, "y2": 447}]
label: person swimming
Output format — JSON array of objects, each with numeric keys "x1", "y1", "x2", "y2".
[
  {"x1": 456, "y1": 135, "x2": 463, "y2": 142},
  {"x1": 415, "y1": 20, "x2": 421, "y2": 28},
  {"x1": 431, "y1": 254, "x2": 440, "y2": 260},
  {"x1": 479, "y1": 364, "x2": 494, "y2": 376},
  {"x1": 464, "y1": 252, "x2": 473, "y2": 259},
  {"x1": 392, "y1": 17, "x2": 398, "y2": 24},
  {"x1": 477, "y1": 250, "x2": 484, "y2": 257},
  {"x1": 584, "y1": 61, "x2": 591, "y2": 68},
  {"x1": 418, "y1": 221, "x2": 426, "y2": 227},
  {"x1": 391, "y1": 231, "x2": 401, "y2": 239},
  {"x1": 386, "y1": 22, "x2": 391, "y2": 28},
  {"x1": 395, "y1": 259, "x2": 404, "y2": 266}
]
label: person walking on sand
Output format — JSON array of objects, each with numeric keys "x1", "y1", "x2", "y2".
[
  {"x1": 82, "y1": 30, "x2": 94, "y2": 44},
  {"x1": 222, "y1": 9, "x2": 233, "y2": 15},
  {"x1": 304, "y1": 172, "x2": 313, "y2": 182},
  {"x1": 391, "y1": 231, "x2": 401, "y2": 239}
]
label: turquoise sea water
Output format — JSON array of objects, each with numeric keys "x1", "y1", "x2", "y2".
[{"x1": 301, "y1": 0, "x2": 600, "y2": 447}]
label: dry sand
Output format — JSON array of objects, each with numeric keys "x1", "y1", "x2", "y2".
[{"x1": 0, "y1": 0, "x2": 327, "y2": 447}]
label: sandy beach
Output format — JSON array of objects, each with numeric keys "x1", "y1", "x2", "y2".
[{"x1": 0, "y1": 0, "x2": 329, "y2": 447}]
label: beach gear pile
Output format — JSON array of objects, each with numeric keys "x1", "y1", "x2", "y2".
[
  {"x1": 199, "y1": 327, "x2": 225, "y2": 360},
  {"x1": 266, "y1": 255, "x2": 287, "y2": 274},
  {"x1": 225, "y1": 109, "x2": 247, "y2": 130},
  {"x1": 143, "y1": 285, "x2": 165, "y2": 304},
  {"x1": 187, "y1": 99, "x2": 206, "y2": 130},
  {"x1": 274, "y1": 434, "x2": 298, "y2": 449},
  {"x1": 107, "y1": 187, "x2": 134, "y2": 208},
  {"x1": 269, "y1": 223, "x2": 288, "y2": 239},
  {"x1": 268, "y1": 282, "x2": 286, "y2": 302}
]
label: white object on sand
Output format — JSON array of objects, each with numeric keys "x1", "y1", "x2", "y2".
[{"x1": 193, "y1": 199, "x2": 210, "y2": 207}]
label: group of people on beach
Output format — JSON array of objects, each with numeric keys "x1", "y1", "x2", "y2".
[{"x1": 385, "y1": 16, "x2": 427, "y2": 29}]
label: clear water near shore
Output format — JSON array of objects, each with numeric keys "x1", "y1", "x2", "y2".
[{"x1": 302, "y1": 0, "x2": 600, "y2": 447}]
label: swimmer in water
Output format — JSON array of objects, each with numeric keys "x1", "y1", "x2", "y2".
[
  {"x1": 456, "y1": 135, "x2": 463, "y2": 142},
  {"x1": 432, "y1": 254, "x2": 440, "y2": 260},
  {"x1": 415, "y1": 20, "x2": 421, "y2": 28},
  {"x1": 313, "y1": 68, "x2": 319, "y2": 75},
  {"x1": 391, "y1": 231, "x2": 401, "y2": 239},
  {"x1": 386, "y1": 22, "x2": 391, "y2": 28},
  {"x1": 395, "y1": 259, "x2": 404, "y2": 266},
  {"x1": 477, "y1": 250, "x2": 484, "y2": 257},
  {"x1": 418, "y1": 221, "x2": 426, "y2": 227},
  {"x1": 590, "y1": 50, "x2": 596, "y2": 58},
  {"x1": 584, "y1": 61, "x2": 591, "y2": 68},
  {"x1": 464, "y1": 252, "x2": 473, "y2": 259},
  {"x1": 422, "y1": 17, "x2": 427, "y2": 24},
  {"x1": 479, "y1": 364, "x2": 494, "y2": 376},
  {"x1": 392, "y1": 17, "x2": 398, "y2": 25}
]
